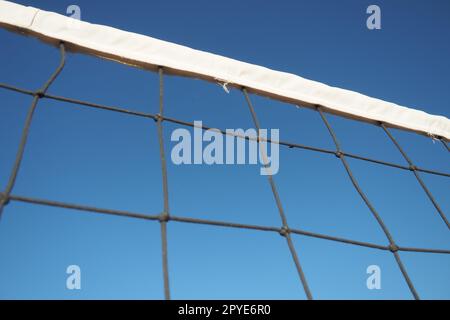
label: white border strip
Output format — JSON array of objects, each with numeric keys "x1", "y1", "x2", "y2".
[{"x1": 0, "y1": 0, "x2": 449, "y2": 139}]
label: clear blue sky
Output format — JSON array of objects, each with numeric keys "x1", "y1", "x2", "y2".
[{"x1": 0, "y1": 0, "x2": 449, "y2": 299}]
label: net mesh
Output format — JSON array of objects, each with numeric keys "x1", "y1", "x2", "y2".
[{"x1": 0, "y1": 41, "x2": 449, "y2": 300}]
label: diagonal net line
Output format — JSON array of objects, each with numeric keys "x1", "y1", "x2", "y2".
[
  {"x1": 0, "y1": 43, "x2": 448, "y2": 300},
  {"x1": 380, "y1": 124, "x2": 449, "y2": 229},
  {"x1": 441, "y1": 139, "x2": 450, "y2": 152},
  {"x1": 242, "y1": 88, "x2": 313, "y2": 300},
  {"x1": 0, "y1": 42, "x2": 66, "y2": 219},
  {"x1": 316, "y1": 106, "x2": 420, "y2": 300}
]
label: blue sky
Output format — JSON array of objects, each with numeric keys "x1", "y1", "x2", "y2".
[{"x1": 0, "y1": 0, "x2": 449, "y2": 299}]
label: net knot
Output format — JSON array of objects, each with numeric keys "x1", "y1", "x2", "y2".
[
  {"x1": 389, "y1": 243, "x2": 399, "y2": 253},
  {"x1": 409, "y1": 165, "x2": 417, "y2": 171},
  {"x1": 0, "y1": 193, "x2": 9, "y2": 206},
  {"x1": 335, "y1": 151, "x2": 344, "y2": 158},
  {"x1": 279, "y1": 226, "x2": 290, "y2": 237},
  {"x1": 159, "y1": 212, "x2": 170, "y2": 223},
  {"x1": 154, "y1": 113, "x2": 164, "y2": 123},
  {"x1": 34, "y1": 90, "x2": 45, "y2": 98}
]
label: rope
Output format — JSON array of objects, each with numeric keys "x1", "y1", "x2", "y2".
[
  {"x1": 317, "y1": 107, "x2": 420, "y2": 300},
  {"x1": 1, "y1": 83, "x2": 447, "y2": 178},
  {"x1": 0, "y1": 43, "x2": 66, "y2": 219},
  {"x1": 156, "y1": 67, "x2": 171, "y2": 300},
  {"x1": 5, "y1": 192, "x2": 449, "y2": 255},
  {"x1": 381, "y1": 124, "x2": 449, "y2": 229},
  {"x1": 441, "y1": 139, "x2": 450, "y2": 152},
  {"x1": 243, "y1": 88, "x2": 313, "y2": 300}
]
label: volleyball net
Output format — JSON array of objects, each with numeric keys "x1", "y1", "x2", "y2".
[{"x1": 0, "y1": 1, "x2": 449, "y2": 300}]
